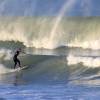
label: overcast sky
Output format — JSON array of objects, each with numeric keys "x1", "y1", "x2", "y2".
[{"x1": 0, "y1": 0, "x2": 99, "y2": 16}]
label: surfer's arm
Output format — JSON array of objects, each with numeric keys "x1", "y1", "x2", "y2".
[{"x1": 21, "y1": 50, "x2": 26, "y2": 54}]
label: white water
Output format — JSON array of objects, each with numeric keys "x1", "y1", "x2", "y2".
[
  {"x1": 0, "y1": 17, "x2": 100, "y2": 49},
  {"x1": 67, "y1": 54, "x2": 100, "y2": 68},
  {"x1": 0, "y1": 0, "x2": 99, "y2": 50},
  {"x1": 0, "y1": 49, "x2": 12, "y2": 60},
  {"x1": 0, "y1": 64, "x2": 17, "y2": 74}
]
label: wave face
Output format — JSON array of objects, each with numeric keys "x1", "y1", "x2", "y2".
[
  {"x1": 0, "y1": 17, "x2": 100, "y2": 49},
  {"x1": 0, "y1": 54, "x2": 100, "y2": 86}
]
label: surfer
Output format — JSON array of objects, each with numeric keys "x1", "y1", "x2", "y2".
[{"x1": 13, "y1": 48, "x2": 23, "y2": 69}]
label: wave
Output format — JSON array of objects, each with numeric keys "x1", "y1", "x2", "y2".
[
  {"x1": 0, "y1": 17, "x2": 100, "y2": 49},
  {"x1": 0, "y1": 48, "x2": 12, "y2": 61},
  {"x1": 1, "y1": 47, "x2": 100, "y2": 70},
  {"x1": 67, "y1": 54, "x2": 100, "y2": 67},
  {"x1": 0, "y1": 41, "x2": 25, "y2": 49},
  {"x1": 0, "y1": 54, "x2": 100, "y2": 85}
]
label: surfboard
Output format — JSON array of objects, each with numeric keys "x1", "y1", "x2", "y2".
[
  {"x1": 20, "y1": 66, "x2": 29, "y2": 70},
  {"x1": 12, "y1": 66, "x2": 29, "y2": 72}
]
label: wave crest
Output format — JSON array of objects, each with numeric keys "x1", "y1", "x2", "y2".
[
  {"x1": 0, "y1": 17, "x2": 100, "y2": 49},
  {"x1": 67, "y1": 55, "x2": 100, "y2": 67}
]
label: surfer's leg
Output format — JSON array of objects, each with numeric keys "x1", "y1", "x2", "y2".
[
  {"x1": 14, "y1": 61, "x2": 17, "y2": 69},
  {"x1": 17, "y1": 59, "x2": 21, "y2": 68},
  {"x1": 13, "y1": 58, "x2": 17, "y2": 69}
]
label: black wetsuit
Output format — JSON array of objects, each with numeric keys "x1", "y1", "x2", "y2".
[{"x1": 13, "y1": 50, "x2": 21, "y2": 69}]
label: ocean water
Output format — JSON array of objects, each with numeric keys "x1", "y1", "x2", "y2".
[
  {"x1": 0, "y1": 17, "x2": 100, "y2": 100},
  {"x1": 1, "y1": 83, "x2": 100, "y2": 100},
  {"x1": 0, "y1": 47, "x2": 100, "y2": 100}
]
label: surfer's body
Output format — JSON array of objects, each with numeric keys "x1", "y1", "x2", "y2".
[{"x1": 13, "y1": 49, "x2": 21, "y2": 69}]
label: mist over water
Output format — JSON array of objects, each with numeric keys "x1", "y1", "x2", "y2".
[{"x1": 0, "y1": 17, "x2": 100, "y2": 49}]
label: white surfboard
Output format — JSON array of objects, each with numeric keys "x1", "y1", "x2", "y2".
[
  {"x1": 17, "y1": 66, "x2": 29, "y2": 71},
  {"x1": 20, "y1": 66, "x2": 29, "y2": 70},
  {"x1": 10, "y1": 66, "x2": 29, "y2": 72}
]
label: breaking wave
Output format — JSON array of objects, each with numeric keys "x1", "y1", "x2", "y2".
[
  {"x1": 0, "y1": 17, "x2": 100, "y2": 85},
  {"x1": 67, "y1": 54, "x2": 100, "y2": 67},
  {"x1": 0, "y1": 17, "x2": 100, "y2": 49}
]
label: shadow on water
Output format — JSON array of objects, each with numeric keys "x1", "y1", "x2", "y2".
[{"x1": 13, "y1": 71, "x2": 27, "y2": 86}]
